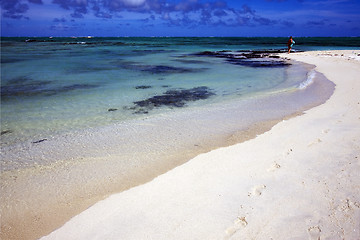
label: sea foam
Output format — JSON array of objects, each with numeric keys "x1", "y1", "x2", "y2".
[{"x1": 298, "y1": 70, "x2": 316, "y2": 90}]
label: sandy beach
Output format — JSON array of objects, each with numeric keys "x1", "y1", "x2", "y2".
[{"x1": 38, "y1": 50, "x2": 360, "y2": 239}]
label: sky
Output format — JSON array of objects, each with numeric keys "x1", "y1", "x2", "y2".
[{"x1": 1, "y1": 0, "x2": 360, "y2": 37}]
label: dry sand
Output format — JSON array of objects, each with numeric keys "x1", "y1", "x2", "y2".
[{"x1": 40, "y1": 50, "x2": 360, "y2": 240}]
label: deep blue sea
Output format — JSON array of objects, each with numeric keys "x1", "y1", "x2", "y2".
[{"x1": 0, "y1": 37, "x2": 358, "y2": 170}]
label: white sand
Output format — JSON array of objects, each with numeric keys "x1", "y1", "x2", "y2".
[{"x1": 41, "y1": 50, "x2": 360, "y2": 240}]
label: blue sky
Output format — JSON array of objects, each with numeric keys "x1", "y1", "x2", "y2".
[{"x1": 1, "y1": 0, "x2": 359, "y2": 37}]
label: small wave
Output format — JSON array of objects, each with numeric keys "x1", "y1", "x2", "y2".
[{"x1": 298, "y1": 70, "x2": 316, "y2": 90}]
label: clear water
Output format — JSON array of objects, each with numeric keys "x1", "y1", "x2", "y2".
[
  {"x1": 0, "y1": 37, "x2": 343, "y2": 172},
  {"x1": 1, "y1": 37, "x2": 311, "y2": 145}
]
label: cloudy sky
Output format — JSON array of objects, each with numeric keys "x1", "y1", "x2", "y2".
[{"x1": 1, "y1": 0, "x2": 359, "y2": 37}]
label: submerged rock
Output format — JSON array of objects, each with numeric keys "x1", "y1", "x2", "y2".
[{"x1": 125, "y1": 86, "x2": 215, "y2": 114}]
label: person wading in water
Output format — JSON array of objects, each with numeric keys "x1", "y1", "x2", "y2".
[{"x1": 287, "y1": 36, "x2": 295, "y2": 53}]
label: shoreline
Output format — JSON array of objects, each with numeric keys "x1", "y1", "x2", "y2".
[
  {"x1": 40, "y1": 50, "x2": 360, "y2": 239},
  {"x1": 0, "y1": 50, "x2": 357, "y2": 240}
]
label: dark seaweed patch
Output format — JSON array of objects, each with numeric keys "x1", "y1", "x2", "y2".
[
  {"x1": 1, "y1": 58, "x2": 25, "y2": 64},
  {"x1": 135, "y1": 85, "x2": 152, "y2": 89},
  {"x1": 111, "y1": 60, "x2": 139, "y2": 67},
  {"x1": 132, "y1": 49, "x2": 175, "y2": 56},
  {"x1": 125, "y1": 86, "x2": 215, "y2": 114},
  {"x1": 32, "y1": 139, "x2": 47, "y2": 144},
  {"x1": 1, "y1": 81, "x2": 99, "y2": 99},
  {"x1": 113, "y1": 60, "x2": 207, "y2": 74},
  {"x1": 226, "y1": 58, "x2": 291, "y2": 68},
  {"x1": 1, "y1": 42, "x2": 16, "y2": 47},
  {"x1": 1, "y1": 80, "x2": 52, "y2": 98},
  {"x1": 1, "y1": 130, "x2": 13, "y2": 135},
  {"x1": 143, "y1": 65, "x2": 208, "y2": 74},
  {"x1": 56, "y1": 84, "x2": 99, "y2": 93},
  {"x1": 172, "y1": 58, "x2": 209, "y2": 64},
  {"x1": 7, "y1": 76, "x2": 33, "y2": 85},
  {"x1": 192, "y1": 50, "x2": 292, "y2": 68},
  {"x1": 66, "y1": 65, "x2": 115, "y2": 74}
]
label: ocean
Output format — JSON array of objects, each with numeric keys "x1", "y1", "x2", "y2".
[{"x1": 0, "y1": 37, "x2": 358, "y2": 171}]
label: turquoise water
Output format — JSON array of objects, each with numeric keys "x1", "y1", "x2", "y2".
[
  {"x1": 0, "y1": 38, "x2": 304, "y2": 145},
  {"x1": 0, "y1": 37, "x2": 350, "y2": 158}
]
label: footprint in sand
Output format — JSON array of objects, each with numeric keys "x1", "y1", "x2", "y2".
[
  {"x1": 225, "y1": 217, "x2": 248, "y2": 238},
  {"x1": 307, "y1": 226, "x2": 321, "y2": 240},
  {"x1": 248, "y1": 185, "x2": 266, "y2": 197},
  {"x1": 283, "y1": 148, "x2": 293, "y2": 156},
  {"x1": 267, "y1": 162, "x2": 281, "y2": 172},
  {"x1": 308, "y1": 138, "x2": 322, "y2": 147},
  {"x1": 337, "y1": 198, "x2": 360, "y2": 212}
]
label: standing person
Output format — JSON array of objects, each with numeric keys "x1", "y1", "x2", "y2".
[{"x1": 287, "y1": 36, "x2": 295, "y2": 53}]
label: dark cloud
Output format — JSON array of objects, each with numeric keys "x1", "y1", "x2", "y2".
[
  {"x1": 281, "y1": 20, "x2": 294, "y2": 27},
  {"x1": 53, "y1": 0, "x2": 87, "y2": 18},
  {"x1": 94, "y1": 11, "x2": 113, "y2": 18},
  {"x1": 213, "y1": 9, "x2": 227, "y2": 17},
  {"x1": 52, "y1": 0, "x2": 85, "y2": 10},
  {"x1": 266, "y1": 0, "x2": 304, "y2": 2},
  {"x1": 1, "y1": 0, "x2": 29, "y2": 19},
  {"x1": 1, "y1": 0, "x2": 288, "y2": 29},
  {"x1": 253, "y1": 16, "x2": 277, "y2": 25},
  {"x1": 50, "y1": 23, "x2": 77, "y2": 31},
  {"x1": 92, "y1": 4, "x2": 113, "y2": 18},
  {"x1": 71, "y1": 11, "x2": 85, "y2": 18},
  {"x1": 239, "y1": 4, "x2": 255, "y2": 15},
  {"x1": 307, "y1": 20, "x2": 326, "y2": 26},
  {"x1": 28, "y1": 0, "x2": 43, "y2": 4},
  {"x1": 53, "y1": 17, "x2": 67, "y2": 22}
]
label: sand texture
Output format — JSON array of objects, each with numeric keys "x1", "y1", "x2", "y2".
[{"x1": 40, "y1": 50, "x2": 360, "y2": 240}]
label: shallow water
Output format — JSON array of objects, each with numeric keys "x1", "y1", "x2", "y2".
[{"x1": 1, "y1": 38, "x2": 303, "y2": 146}]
